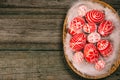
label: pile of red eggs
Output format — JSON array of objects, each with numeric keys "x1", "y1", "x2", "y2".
[{"x1": 68, "y1": 9, "x2": 114, "y2": 71}]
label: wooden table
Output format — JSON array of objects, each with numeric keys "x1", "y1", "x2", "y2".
[{"x1": 0, "y1": 0, "x2": 120, "y2": 80}]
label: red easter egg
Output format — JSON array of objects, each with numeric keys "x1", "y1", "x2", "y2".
[
  {"x1": 70, "y1": 33, "x2": 87, "y2": 51},
  {"x1": 68, "y1": 16, "x2": 85, "y2": 35},
  {"x1": 73, "y1": 51, "x2": 84, "y2": 64},
  {"x1": 78, "y1": 5, "x2": 88, "y2": 17},
  {"x1": 97, "y1": 40, "x2": 109, "y2": 51},
  {"x1": 98, "y1": 20, "x2": 114, "y2": 36},
  {"x1": 97, "y1": 40, "x2": 113, "y2": 57},
  {"x1": 95, "y1": 60, "x2": 105, "y2": 71},
  {"x1": 83, "y1": 22, "x2": 96, "y2": 33},
  {"x1": 84, "y1": 43, "x2": 99, "y2": 63},
  {"x1": 86, "y1": 10, "x2": 105, "y2": 23},
  {"x1": 100, "y1": 43, "x2": 113, "y2": 57},
  {"x1": 87, "y1": 32, "x2": 101, "y2": 43}
]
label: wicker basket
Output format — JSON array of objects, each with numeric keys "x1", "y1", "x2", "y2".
[{"x1": 63, "y1": 0, "x2": 120, "y2": 79}]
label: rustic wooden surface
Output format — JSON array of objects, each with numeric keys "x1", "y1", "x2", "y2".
[{"x1": 0, "y1": 0, "x2": 120, "y2": 80}]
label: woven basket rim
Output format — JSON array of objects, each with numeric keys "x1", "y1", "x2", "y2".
[{"x1": 63, "y1": 0, "x2": 120, "y2": 79}]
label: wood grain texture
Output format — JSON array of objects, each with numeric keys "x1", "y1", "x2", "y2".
[
  {"x1": 0, "y1": 51, "x2": 119, "y2": 80},
  {"x1": 0, "y1": 0, "x2": 75, "y2": 9},
  {"x1": 0, "y1": 0, "x2": 119, "y2": 80},
  {"x1": 0, "y1": 51, "x2": 78, "y2": 80},
  {"x1": 0, "y1": 19, "x2": 62, "y2": 43},
  {"x1": 0, "y1": 18, "x2": 63, "y2": 50}
]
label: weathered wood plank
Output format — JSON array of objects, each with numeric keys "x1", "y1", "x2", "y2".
[
  {"x1": 0, "y1": 51, "x2": 119, "y2": 80},
  {"x1": 0, "y1": 43, "x2": 63, "y2": 51},
  {"x1": 0, "y1": 19, "x2": 63, "y2": 29},
  {"x1": 0, "y1": 8, "x2": 67, "y2": 15},
  {"x1": 0, "y1": 19, "x2": 63, "y2": 43},
  {"x1": 0, "y1": 29, "x2": 61, "y2": 43},
  {"x1": 0, "y1": 0, "x2": 120, "y2": 9},
  {"x1": 0, "y1": 15, "x2": 65, "y2": 19},
  {"x1": 0, "y1": 0, "x2": 75, "y2": 9}
]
